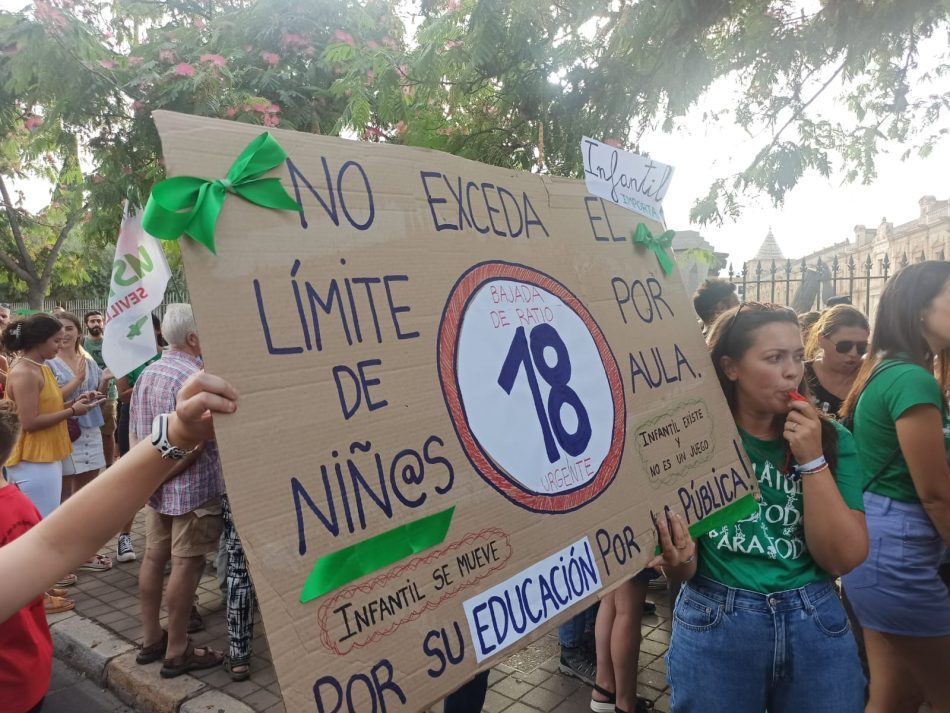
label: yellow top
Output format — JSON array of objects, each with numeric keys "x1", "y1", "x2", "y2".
[{"x1": 5, "y1": 362, "x2": 71, "y2": 466}]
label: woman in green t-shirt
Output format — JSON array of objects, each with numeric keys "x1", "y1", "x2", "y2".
[
  {"x1": 665, "y1": 302, "x2": 868, "y2": 712},
  {"x1": 840, "y1": 261, "x2": 950, "y2": 712}
]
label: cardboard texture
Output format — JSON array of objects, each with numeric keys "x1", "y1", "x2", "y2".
[{"x1": 151, "y1": 110, "x2": 759, "y2": 713}]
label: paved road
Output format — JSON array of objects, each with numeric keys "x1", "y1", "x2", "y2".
[{"x1": 42, "y1": 657, "x2": 135, "y2": 713}]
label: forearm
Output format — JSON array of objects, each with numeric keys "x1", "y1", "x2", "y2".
[
  {"x1": 920, "y1": 497, "x2": 950, "y2": 548},
  {"x1": 803, "y1": 471, "x2": 868, "y2": 575},
  {"x1": 61, "y1": 375, "x2": 83, "y2": 395},
  {"x1": 0, "y1": 438, "x2": 178, "y2": 620},
  {"x1": 21, "y1": 407, "x2": 72, "y2": 432}
]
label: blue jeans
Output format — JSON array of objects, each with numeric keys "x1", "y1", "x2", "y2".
[
  {"x1": 558, "y1": 605, "x2": 595, "y2": 648},
  {"x1": 666, "y1": 577, "x2": 864, "y2": 713}
]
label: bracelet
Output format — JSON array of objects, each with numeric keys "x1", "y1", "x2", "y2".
[
  {"x1": 795, "y1": 455, "x2": 826, "y2": 473},
  {"x1": 801, "y1": 463, "x2": 830, "y2": 476},
  {"x1": 68, "y1": 406, "x2": 75, "y2": 417},
  {"x1": 682, "y1": 553, "x2": 695, "y2": 565}
]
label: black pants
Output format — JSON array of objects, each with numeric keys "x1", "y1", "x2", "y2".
[
  {"x1": 116, "y1": 402, "x2": 131, "y2": 456},
  {"x1": 443, "y1": 671, "x2": 489, "y2": 713}
]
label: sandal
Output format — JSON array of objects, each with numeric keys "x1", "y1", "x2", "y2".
[
  {"x1": 187, "y1": 605, "x2": 205, "y2": 634},
  {"x1": 44, "y1": 594, "x2": 75, "y2": 615},
  {"x1": 78, "y1": 553, "x2": 112, "y2": 571},
  {"x1": 136, "y1": 630, "x2": 168, "y2": 665},
  {"x1": 48, "y1": 587, "x2": 69, "y2": 598},
  {"x1": 591, "y1": 684, "x2": 616, "y2": 713},
  {"x1": 55, "y1": 573, "x2": 78, "y2": 587},
  {"x1": 160, "y1": 642, "x2": 224, "y2": 679},
  {"x1": 596, "y1": 692, "x2": 653, "y2": 713},
  {"x1": 226, "y1": 656, "x2": 251, "y2": 682}
]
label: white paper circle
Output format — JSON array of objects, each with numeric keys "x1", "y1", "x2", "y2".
[{"x1": 456, "y1": 279, "x2": 615, "y2": 495}]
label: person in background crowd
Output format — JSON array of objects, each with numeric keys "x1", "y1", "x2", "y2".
[
  {"x1": 825, "y1": 294, "x2": 854, "y2": 308},
  {"x1": 132, "y1": 304, "x2": 225, "y2": 677},
  {"x1": 49, "y1": 312, "x2": 111, "y2": 497},
  {"x1": 798, "y1": 310, "x2": 821, "y2": 339},
  {"x1": 2, "y1": 314, "x2": 99, "y2": 613},
  {"x1": 0, "y1": 401, "x2": 54, "y2": 713},
  {"x1": 841, "y1": 261, "x2": 950, "y2": 713},
  {"x1": 113, "y1": 313, "x2": 164, "y2": 564},
  {"x1": 443, "y1": 672, "x2": 490, "y2": 713},
  {"x1": 47, "y1": 312, "x2": 113, "y2": 573},
  {"x1": 557, "y1": 606, "x2": 597, "y2": 686},
  {"x1": 591, "y1": 571, "x2": 662, "y2": 713},
  {"x1": 83, "y1": 310, "x2": 118, "y2": 467},
  {"x1": 221, "y1": 495, "x2": 257, "y2": 681},
  {"x1": 0, "y1": 303, "x2": 11, "y2": 330},
  {"x1": 666, "y1": 302, "x2": 867, "y2": 712},
  {"x1": 692, "y1": 278, "x2": 739, "y2": 333},
  {"x1": 803, "y1": 305, "x2": 870, "y2": 418}
]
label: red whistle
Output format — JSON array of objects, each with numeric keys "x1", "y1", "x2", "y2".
[{"x1": 788, "y1": 390, "x2": 807, "y2": 402}]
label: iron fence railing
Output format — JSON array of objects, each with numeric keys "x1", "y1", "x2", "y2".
[{"x1": 728, "y1": 249, "x2": 942, "y2": 315}]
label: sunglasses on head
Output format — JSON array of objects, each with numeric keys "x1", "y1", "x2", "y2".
[{"x1": 831, "y1": 339, "x2": 868, "y2": 356}]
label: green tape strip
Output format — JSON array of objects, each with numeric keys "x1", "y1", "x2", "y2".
[
  {"x1": 300, "y1": 507, "x2": 455, "y2": 604},
  {"x1": 654, "y1": 493, "x2": 759, "y2": 555}
]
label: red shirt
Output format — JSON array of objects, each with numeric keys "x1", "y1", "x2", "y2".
[{"x1": 0, "y1": 483, "x2": 52, "y2": 712}]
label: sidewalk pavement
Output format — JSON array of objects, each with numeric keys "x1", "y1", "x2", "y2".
[
  {"x1": 49, "y1": 506, "x2": 671, "y2": 713},
  {"x1": 50, "y1": 511, "x2": 674, "y2": 713}
]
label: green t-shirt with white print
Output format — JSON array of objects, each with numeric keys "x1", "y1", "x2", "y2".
[{"x1": 697, "y1": 421, "x2": 864, "y2": 593}]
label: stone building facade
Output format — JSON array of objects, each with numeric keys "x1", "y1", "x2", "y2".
[
  {"x1": 805, "y1": 195, "x2": 949, "y2": 318},
  {"x1": 738, "y1": 195, "x2": 950, "y2": 318}
]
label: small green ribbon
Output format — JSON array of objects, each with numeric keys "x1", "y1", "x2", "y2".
[
  {"x1": 300, "y1": 507, "x2": 455, "y2": 604},
  {"x1": 633, "y1": 223, "x2": 676, "y2": 275},
  {"x1": 141, "y1": 132, "x2": 300, "y2": 254}
]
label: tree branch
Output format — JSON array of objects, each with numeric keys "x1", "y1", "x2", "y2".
[
  {"x1": 744, "y1": 56, "x2": 849, "y2": 177},
  {"x1": 0, "y1": 245, "x2": 36, "y2": 284},
  {"x1": 0, "y1": 174, "x2": 36, "y2": 277},
  {"x1": 40, "y1": 205, "x2": 84, "y2": 287}
]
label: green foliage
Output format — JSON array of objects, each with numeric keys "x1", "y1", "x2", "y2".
[{"x1": 0, "y1": 0, "x2": 947, "y2": 305}]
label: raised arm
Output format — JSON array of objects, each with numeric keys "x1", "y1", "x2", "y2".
[
  {"x1": 0, "y1": 371, "x2": 238, "y2": 621},
  {"x1": 788, "y1": 401, "x2": 868, "y2": 576}
]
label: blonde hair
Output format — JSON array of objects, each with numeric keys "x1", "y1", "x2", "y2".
[{"x1": 805, "y1": 305, "x2": 869, "y2": 360}]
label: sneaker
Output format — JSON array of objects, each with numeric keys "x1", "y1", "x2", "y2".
[
  {"x1": 559, "y1": 645, "x2": 597, "y2": 687},
  {"x1": 116, "y1": 533, "x2": 136, "y2": 562}
]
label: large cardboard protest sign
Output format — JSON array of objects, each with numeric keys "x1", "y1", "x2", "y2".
[{"x1": 151, "y1": 111, "x2": 759, "y2": 713}]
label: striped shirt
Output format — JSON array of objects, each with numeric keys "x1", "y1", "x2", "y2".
[{"x1": 130, "y1": 350, "x2": 224, "y2": 515}]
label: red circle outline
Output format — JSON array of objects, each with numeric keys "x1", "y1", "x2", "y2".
[{"x1": 438, "y1": 261, "x2": 626, "y2": 513}]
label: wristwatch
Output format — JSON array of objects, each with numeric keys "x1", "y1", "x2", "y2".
[{"x1": 150, "y1": 413, "x2": 199, "y2": 460}]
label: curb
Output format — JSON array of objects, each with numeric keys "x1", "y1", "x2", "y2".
[{"x1": 50, "y1": 613, "x2": 252, "y2": 713}]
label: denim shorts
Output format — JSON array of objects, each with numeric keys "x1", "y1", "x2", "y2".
[
  {"x1": 666, "y1": 576, "x2": 864, "y2": 713},
  {"x1": 842, "y1": 491, "x2": 950, "y2": 636}
]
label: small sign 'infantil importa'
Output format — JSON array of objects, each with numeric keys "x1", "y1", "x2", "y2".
[{"x1": 151, "y1": 111, "x2": 757, "y2": 713}]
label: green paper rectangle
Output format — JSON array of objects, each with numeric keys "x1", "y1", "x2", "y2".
[
  {"x1": 300, "y1": 506, "x2": 455, "y2": 604},
  {"x1": 654, "y1": 493, "x2": 758, "y2": 555}
]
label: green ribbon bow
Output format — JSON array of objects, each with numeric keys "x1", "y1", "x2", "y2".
[
  {"x1": 141, "y1": 132, "x2": 300, "y2": 254},
  {"x1": 633, "y1": 223, "x2": 676, "y2": 275}
]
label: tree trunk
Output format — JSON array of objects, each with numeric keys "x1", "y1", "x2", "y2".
[{"x1": 26, "y1": 280, "x2": 45, "y2": 310}]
